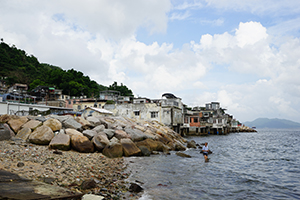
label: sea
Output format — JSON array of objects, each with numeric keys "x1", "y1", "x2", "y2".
[{"x1": 124, "y1": 129, "x2": 300, "y2": 200}]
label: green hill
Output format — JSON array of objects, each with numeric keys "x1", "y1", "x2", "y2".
[
  {"x1": 0, "y1": 40, "x2": 133, "y2": 97},
  {"x1": 244, "y1": 118, "x2": 300, "y2": 129}
]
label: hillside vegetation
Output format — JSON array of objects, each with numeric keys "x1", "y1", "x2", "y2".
[{"x1": 0, "y1": 40, "x2": 133, "y2": 97}]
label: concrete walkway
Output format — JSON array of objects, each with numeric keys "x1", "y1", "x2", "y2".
[{"x1": 0, "y1": 170, "x2": 83, "y2": 200}]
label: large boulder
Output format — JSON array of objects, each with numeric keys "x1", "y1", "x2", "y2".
[
  {"x1": 114, "y1": 129, "x2": 131, "y2": 140},
  {"x1": 103, "y1": 129, "x2": 115, "y2": 139},
  {"x1": 71, "y1": 135, "x2": 94, "y2": 153},
  {"x1": 121, "y1": 138, "x2": 141, "y2": 157},
  {"x1": 3, "y1": 123, "x2": 15, "y2": 138},
  {"x1": 7, "y1": 116, "x2": 28, "y2": 133},
  {"x1": 29, "y1": 125, "x2": 54, "y2": 145},
  {"x1": 0, "y1": 114, "x2": 16, "y2": 123},
  {"x1": 65, "y1": 128, "x2": 83, "y2": 137},
  {"x1": 75, "y1": 117, "x2": 93, "y2": 129},
  {"x1": 0, "y1": 123, "x2": 12, "y2": 141},
  {"x1": 16, "y1": 127, "x2": 32, "y2": 141},
  {"x1": 22, "y1": 120, "x2": 42, "y2": 130},
  {"x1": 124, "y1": 128, "x2": 148, "y2": 142},
  {"x1": 102, "y1": 140, "x2": 123, "y2": 158},
  {"x1": 62, "y1": 117, "x2": 82, "y2": 130},
  {"x1": 49, "y1": 133, "x2": 71, "y2": 151},
  {"x1": 86, "y1": 116, "x2": 102, "y2": 126},
  {"x1": 92, "y1": 125, "x2": 105, "y2": 133},
  {"x1": 92, "y1": 134, "x2": 110, "y2": 151},
  {"x1": 43, "y1": 118, "x2": 62, "y2": 131},
  {"x1": 82, "y1": 130, "x2": 98, "y2": 140},
  {"x1": 135, "y1": 138, "x2": 165, "y2": 152}
]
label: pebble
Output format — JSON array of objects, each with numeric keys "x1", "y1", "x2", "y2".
[{"x1": 0, "y1": 140, "x2": 131, "y2": 199}]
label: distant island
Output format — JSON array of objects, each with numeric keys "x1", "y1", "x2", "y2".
[{"x1": 244, "y1": 118, "x2": 300, "y2": 129}]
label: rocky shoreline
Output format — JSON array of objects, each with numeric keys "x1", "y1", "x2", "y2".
[{"x1": 0, "y1": 114, "x2": 188, "y2": 199}]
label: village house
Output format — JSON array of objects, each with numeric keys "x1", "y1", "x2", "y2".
[{"x1": 103, "y1": 93, "x2": 184, "y2": 133}]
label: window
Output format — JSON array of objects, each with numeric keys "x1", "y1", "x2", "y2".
[
  {"x1": 151, "y1": 112, "x2": 158, "y2": 118},
  {"x1": 193, "y1": 117, "x2": 198, "y2": 123},
  {"x1": 134, "y1": 111, "x2": 140, "y2": 116}
]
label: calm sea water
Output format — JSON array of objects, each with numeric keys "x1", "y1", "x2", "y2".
[{"x1": 124, "y1": 129, "x2": 300, "y2": 200}]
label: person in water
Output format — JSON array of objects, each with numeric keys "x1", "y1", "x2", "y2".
[{"x1": 202, "y1": 142, "x2": 209, "y2": 162}]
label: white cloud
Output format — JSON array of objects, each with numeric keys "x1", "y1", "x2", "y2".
[{"x1": 1, "y1": 0, "x2": 300, "y2": 123}]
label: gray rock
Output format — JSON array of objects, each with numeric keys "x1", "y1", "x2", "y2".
[
  {"x1": 103, "y1": 129, "x2": 115, "y2": 139},
  {"x1": 86, "y1": 116, "x2": 102, "y2": 126},
  {"x1": 0, "y1": 123, "x2": 12, "y2": 141},
  {"x1": 124, "y1": 128, "x2": 148, "y2": 142},
  {"x1": 92, "y1": 125, "x2": 105, "y2": 133},
  {"x1": 62, "y1": 117, "x2": 82, "y2": 130},
  {"x1": 138, "y1": 146, "x2": 151, "y2": 156},
  {"x1": 82, "y1": 194, "x2": 104, "y2": 200},
  {"x1": 7, "y1": 116, "x2": 28, "y2": 133},
  {"x1": 82, "y1": 130, "x2": 98, "y2": 140},
  {"x1": 92, "y1": 134, "x2": 109, "y2": 151},
  {"x1": 49, "y1": 133, "x2": 71, "y2": 151},
  {"x1": 187, "y1": 140, "x2": 197, "y2": 148}
]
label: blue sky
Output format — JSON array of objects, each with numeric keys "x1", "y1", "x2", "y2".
[{"x1": 1, "y1": 0, "x2": 300, "y2": 123}]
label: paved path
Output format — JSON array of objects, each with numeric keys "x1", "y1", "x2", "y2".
[{"x1": 0, "y1": 170, "x2": 83, "y2": 200}]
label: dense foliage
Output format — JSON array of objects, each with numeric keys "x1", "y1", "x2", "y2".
[{"x1": 0, "y1": 40, "x2": 133, "y2": 97}]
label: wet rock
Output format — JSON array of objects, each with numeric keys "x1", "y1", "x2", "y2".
[
  {"x1": 187, "y1": 140, "x2": 197, "y2": 148},
  {"x1": 0, "y1": 123, "x2": 13, "y2": 141},
  {"x1": 29, "y1": 125, "x2": 54, "y2": 145},
  {"x1": 129, "y1": 183, "x2": 143, "y2": 193},
  {"x1": 92, "y1": 134, "x2": 110, "y2": 152},
  {"x1": 138, "y1": 146, "x2": 151, "y2": 156},
  {"x1": 176, "y1": 152, "x2": 192, "y2": 158},
  {"x1": 43, "y1": 118, "x2": 62, "y2": 132},
  {"x1": 173, "y1": 140, "x2": 187, "y2": 151},
  {"x1": 71, "y1": 135, "x2": 94, "y2": 153},
  {"x1": 16, "y1": 127, "x2": 32, "y2": 141},
  {"x1": 120, "y1": 138, "x2": 141, "y2": 157},
  {"x1": 49, "y1": 133, "x2": 71, "y2": 151}
]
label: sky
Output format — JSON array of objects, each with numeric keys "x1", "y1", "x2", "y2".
[{"x1": 1, "y1": 0, "x2": 300, "y2": 123}]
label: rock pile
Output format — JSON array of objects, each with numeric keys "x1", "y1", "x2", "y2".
[{"x1": 0, "y1": 114, "x2": 187, "y2": 157}]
